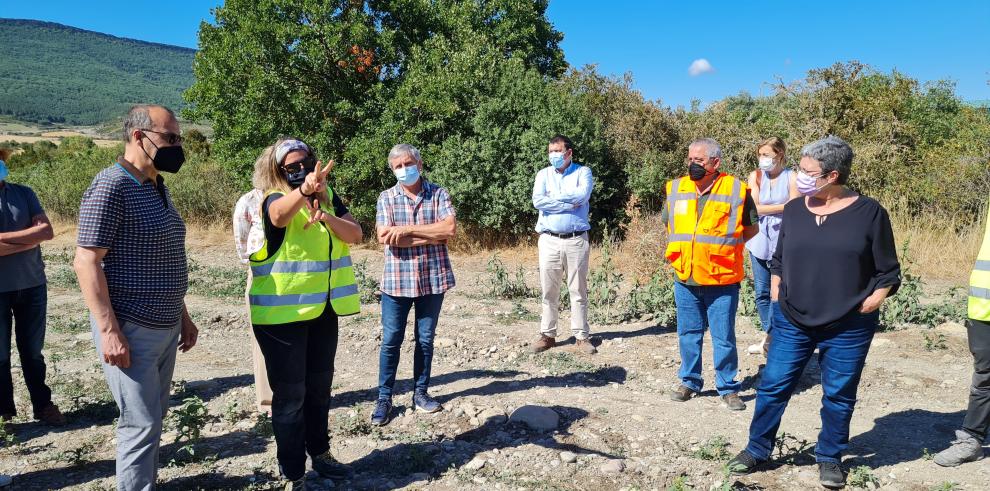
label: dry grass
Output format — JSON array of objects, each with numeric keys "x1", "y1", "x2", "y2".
[{"x1": 889, "y1": 207, "x2": 983, "y2": 285}]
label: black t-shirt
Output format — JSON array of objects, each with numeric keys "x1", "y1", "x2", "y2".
[
  {"x1": 262, "y1": 189, "x2": 349, "y2": 254},
  {"x1": 770, "y1": 195, "x2": 901, "y2": 330}
]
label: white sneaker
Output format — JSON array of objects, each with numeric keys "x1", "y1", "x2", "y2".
[{"x1": 747, "y1": 335, "x2": 768, "y2": 355}]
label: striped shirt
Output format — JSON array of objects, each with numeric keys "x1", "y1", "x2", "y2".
[
  {"x1": 77, "y1": 161, "x2": 188, "y2": 328},
  {"x1": 376, "y1": 180, "x2": 455, "y2": 297}
]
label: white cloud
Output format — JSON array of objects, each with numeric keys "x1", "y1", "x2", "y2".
[{"x1": 688, "y1": 58, "x2": 714, "y2": 77}]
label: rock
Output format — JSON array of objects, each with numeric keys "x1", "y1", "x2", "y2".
[
  {"x1": 897, "y1": 376, "x2": 923, "y2": 387},
  {"x1": 436, "y1": 337, "x2": 456, "y2": 348},
  {"x1": 600, "y1": 459, "x2": 625, "y2": 474},
  {"x1": 631, "y1": 414, "x2": 645, "y2": 423},
  {"x1": 508, "y1": 405, "x2": 559, "y2": 431},
  {"x1": 871, "y1": 338, "x2": 892, "y2": 347},
  {"x1": 560, "y1": 451, "x2": 578, "y2": 463},
  {"x1": 74, "y1": 332, "x2": 92, "y2": 341},
  {"x1": 464, "y1": 457, "x2": 487, "y2": 471},
  {"x1": 478, "y1": 407, "x2": 507, "y2": 425}
]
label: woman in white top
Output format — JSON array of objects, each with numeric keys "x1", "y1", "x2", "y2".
[
  {"x1": 746, "y1": 137, "x2": 799, "y2": 354},
  {"x1": 233, "y1": 147, "x2": 275, "y2": 415}
]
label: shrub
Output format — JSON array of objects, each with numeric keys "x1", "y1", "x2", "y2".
[{"x1": 481, "y1": 254, "x2": 536, "y2": 300}]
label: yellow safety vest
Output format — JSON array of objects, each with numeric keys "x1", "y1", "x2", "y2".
[
  {"x1": 969, "y1": 194, "x2": 990, "y2": 321},
  {"x1": 248, "y1": 189, "x2": 360, "y2": 325},
  {"x1": 664, "y1": 173, "x2": 748, "y2": 285}
]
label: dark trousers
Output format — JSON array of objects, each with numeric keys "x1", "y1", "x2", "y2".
[
  {"x1": 745, "y1": 302, "x2": 877, "y2": 464},
  {"x1": 253, "y1": 305, "x2": 339, "y2": 481},
  {"x1": 0, "y1": 284, "x2": 52, "y2": 415},
  {"x1": 378, "y1": 293, "x2": 444, "y2": 400},
  {"x1": 963, "y1": 318, "x2": 990, "y2": 441}
]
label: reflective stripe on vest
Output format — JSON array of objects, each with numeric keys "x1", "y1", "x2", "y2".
[
  {"x1": 664, "y1": 174, "x2": 748, "y2": 285},
  {"x1": 969, "y1": 195, "x2": 990, "y2": 321},
  {"x1": 250, "y1": 292, "x2": 328, "y2": 307},
  {"x1": 251, "y1": 260, "x2": 331, "y2": 277},
  {"x1": 971, "y1": 286, "x2": 990, "y2": 300}
]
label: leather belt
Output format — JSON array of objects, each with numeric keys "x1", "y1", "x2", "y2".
[{"x1": 542, "y1": 231, "x2": 587, "y2": 239}]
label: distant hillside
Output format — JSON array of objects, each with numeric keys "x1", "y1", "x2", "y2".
[{"x1": 0, "y1": 18, "x2": 195, "y2": 125}]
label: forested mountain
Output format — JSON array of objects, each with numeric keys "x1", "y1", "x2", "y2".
[{"x1": 0, "y1": 18, "x2": 194, "y2": 125}]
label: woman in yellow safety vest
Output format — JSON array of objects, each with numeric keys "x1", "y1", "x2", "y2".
[
  {"x1": 247, "y1": 138, "x2": 362, "y2": 489},
  {"x1": 933, "y1": 193, "x2": 990, "y2": 467}
]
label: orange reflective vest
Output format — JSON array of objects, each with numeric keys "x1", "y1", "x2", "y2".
[{"x1": 664, "y1": 173, "x2": 748, "y2": 285}]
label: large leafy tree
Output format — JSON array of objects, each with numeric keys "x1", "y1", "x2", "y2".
[{"x1": 185, "y1": 0, "x2": 564, "y2": 177}]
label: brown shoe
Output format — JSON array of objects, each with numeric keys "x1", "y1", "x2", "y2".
[
  {"x1": 721, "y1": 392, "x2": 746, "y2": 411},
  {"x1": 529, "y1": 335, "x2": 556, "y2": 353},
  {"x1": 574, "y1": 338, "x2": 597, "y2": 354},
  {"x1": 669, "y1": 385, "x2": 696, "y2": 402},
  {"x1": 34, "y1": 403, "x2": 66, "y2": 426}
]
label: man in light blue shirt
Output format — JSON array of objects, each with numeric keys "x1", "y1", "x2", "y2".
[{"x1": 530, "y1": 135, "x2": 596, "y2": 354}]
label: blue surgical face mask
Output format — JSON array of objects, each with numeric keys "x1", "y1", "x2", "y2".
[
  {"x1": 0, "y1": 160, "x2": 7, "y2": 182},
  {"x1": 548, "y1": 151, "x2": 567, "y2": 169},
  {"x1": 394, "y1": 164, "x2": 420, "y2": 186}
]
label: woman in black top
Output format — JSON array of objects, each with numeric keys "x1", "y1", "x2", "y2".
[{"x1": 728, "y1": 136, "x2": 901, "y2": 489}]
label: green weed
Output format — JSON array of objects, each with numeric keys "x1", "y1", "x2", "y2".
[
  {"x1": 50, "y1": 440, "x2": 97, "y2": 467},
  {"x1": 353, "y1": 258, "x2": 381, "y2": 304},
  {"x1": 534, "y1": 352, "x2": 595, "y2": 376},
  {"x1": 666, "y1": 475, "x2": 692, "y2": 491},
  {"x1": 691, "y1": 435, "x2": 731, "y2": 462},
  {"x1": 923, "y1": 331, "x2": 948, "y2": 351},
  {"x1": 494, "y1": 301, "x2": 540, "y2": 325},
  {"x1": 481, "y1": 254, "x2": 536, "y2": 300},
  {"x1": 847, "y1": 465, "x2": 880, "y2": 488}
]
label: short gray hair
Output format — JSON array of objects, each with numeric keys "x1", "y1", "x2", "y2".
[
  {"x1": 688, "y1": 138, "x2": 722, "y2": 159},
  {"x1": 388, "y1": 143, "x2": 422, "y2": 164},
  {"x1": 123, "y1": 104, "x2": 175, "y2": 142},
  {"x1": 801, "y1": 135, "x2": 853, "y2": 185}
]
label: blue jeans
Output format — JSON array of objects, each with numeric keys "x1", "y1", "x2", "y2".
[
  {"x1": 750, "y1": 253, "x2": 772, "y2": 332},
  {"x1": 673, "y1": 282, "x2": 741, "y2": 395},
  {"x1": 378, "y1": 293, "x2": 444, "y2": 400},
  {"x1": 0, "y1": 284, "x2": 52, "y2": 415},
  {"x1": 745, "y1": 302, "x2": 877, "y2": 463}
]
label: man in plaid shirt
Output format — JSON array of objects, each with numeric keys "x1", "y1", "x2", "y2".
[{"x1": 371, "y1": 144, "x2": 456, "y2": 426}]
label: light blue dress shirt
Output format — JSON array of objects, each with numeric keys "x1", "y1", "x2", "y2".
[{"x1": 532, "y1": 162, "x2": 594, "y2": 234}]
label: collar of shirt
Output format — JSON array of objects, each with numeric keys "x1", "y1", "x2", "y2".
[
  {"x1": 388, "y1": 179, "x2": 434, "y2": 204},
  {"x1": 116, "y1": 156, "x2": 162, "y2": 186}
]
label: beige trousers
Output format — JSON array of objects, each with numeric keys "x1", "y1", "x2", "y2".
[
  {"x1": 538, "y1": 232, "x2": 591, "y2": 340},
  {"x1": 245, "y1": 272, "x2": 272, "y2": 414}
]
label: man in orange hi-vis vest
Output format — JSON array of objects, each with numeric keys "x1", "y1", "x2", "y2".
[{"x1": 662, "y1": 138, "x2": 759, "y2": 411}]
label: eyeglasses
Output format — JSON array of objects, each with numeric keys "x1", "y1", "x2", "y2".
[
  {"x1": 140, "y1": 128, "x2": 183, "y2": 145},
  {"x1": 282, "y1": 154, "x2": 316, "y2": 174},
  {"x1": 797, "y1": 167, "x2": 833, "y2": 178}
]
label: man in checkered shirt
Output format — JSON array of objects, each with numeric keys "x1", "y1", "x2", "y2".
[{"x1": 371, "y1": 144, "x2": 456, "y2": 426}]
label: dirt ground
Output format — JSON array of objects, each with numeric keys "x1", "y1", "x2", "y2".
[{"x1": 0, "y1": 230, "x2": 987, "y2": 491}]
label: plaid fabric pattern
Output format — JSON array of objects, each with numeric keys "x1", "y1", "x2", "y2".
[
  {"x1": 376, "y1": 180, "x2": 455, "y2": 297},
  {"x1": 77, "y1": 163, "x2": 188, "y2": 328}
]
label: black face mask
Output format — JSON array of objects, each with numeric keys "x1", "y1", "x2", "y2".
[
  {"x1": 284, "y1": 155, "x2": 316, "y2": 189},
  {"x1": 142, "y1": 136, "x2": 185, "y2": 173},
  {"x1": 688, "y1": 162, "x2": 711, "y2": 181}
]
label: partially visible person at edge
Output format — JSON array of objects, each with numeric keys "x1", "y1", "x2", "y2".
[
  {"x1": 232, "y1": 149, "x2": 274, "y2": 416},
  {"x1": 371, "y1": 143, "x2": 456, "y2": 427},
  {"x1": 662, "y1": 138, "x2": 759, "y2": 412},
  {"x1": 529, "y1": 134, "x2": 596, "y2": 355},
  {"x1": 728, "y1": 136, "x2": 901, "y2": 490},
  {"x1": 933, "y1": 192, "x2": 990, "y2": 467},
  {"x1": 74, "y1": 104, "x2": 199, "y2": 491},
  {"x1": 0, "y1": 147, "x2": 65, "y2": 426},
  {"x1": 247, "y1": 138, "x2": 363, "y2": 490},
  {"x1": 745, "y1": 137, "x2": 799, "y2": 356}
]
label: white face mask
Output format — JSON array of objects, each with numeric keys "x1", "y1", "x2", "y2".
[{"x1": 758, "y1": 156, "x2": 776, "y2": 172}]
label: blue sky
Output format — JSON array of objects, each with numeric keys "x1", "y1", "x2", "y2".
[{"x1": 2, "y1": 0, "x2": 987, "y2": 108}]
